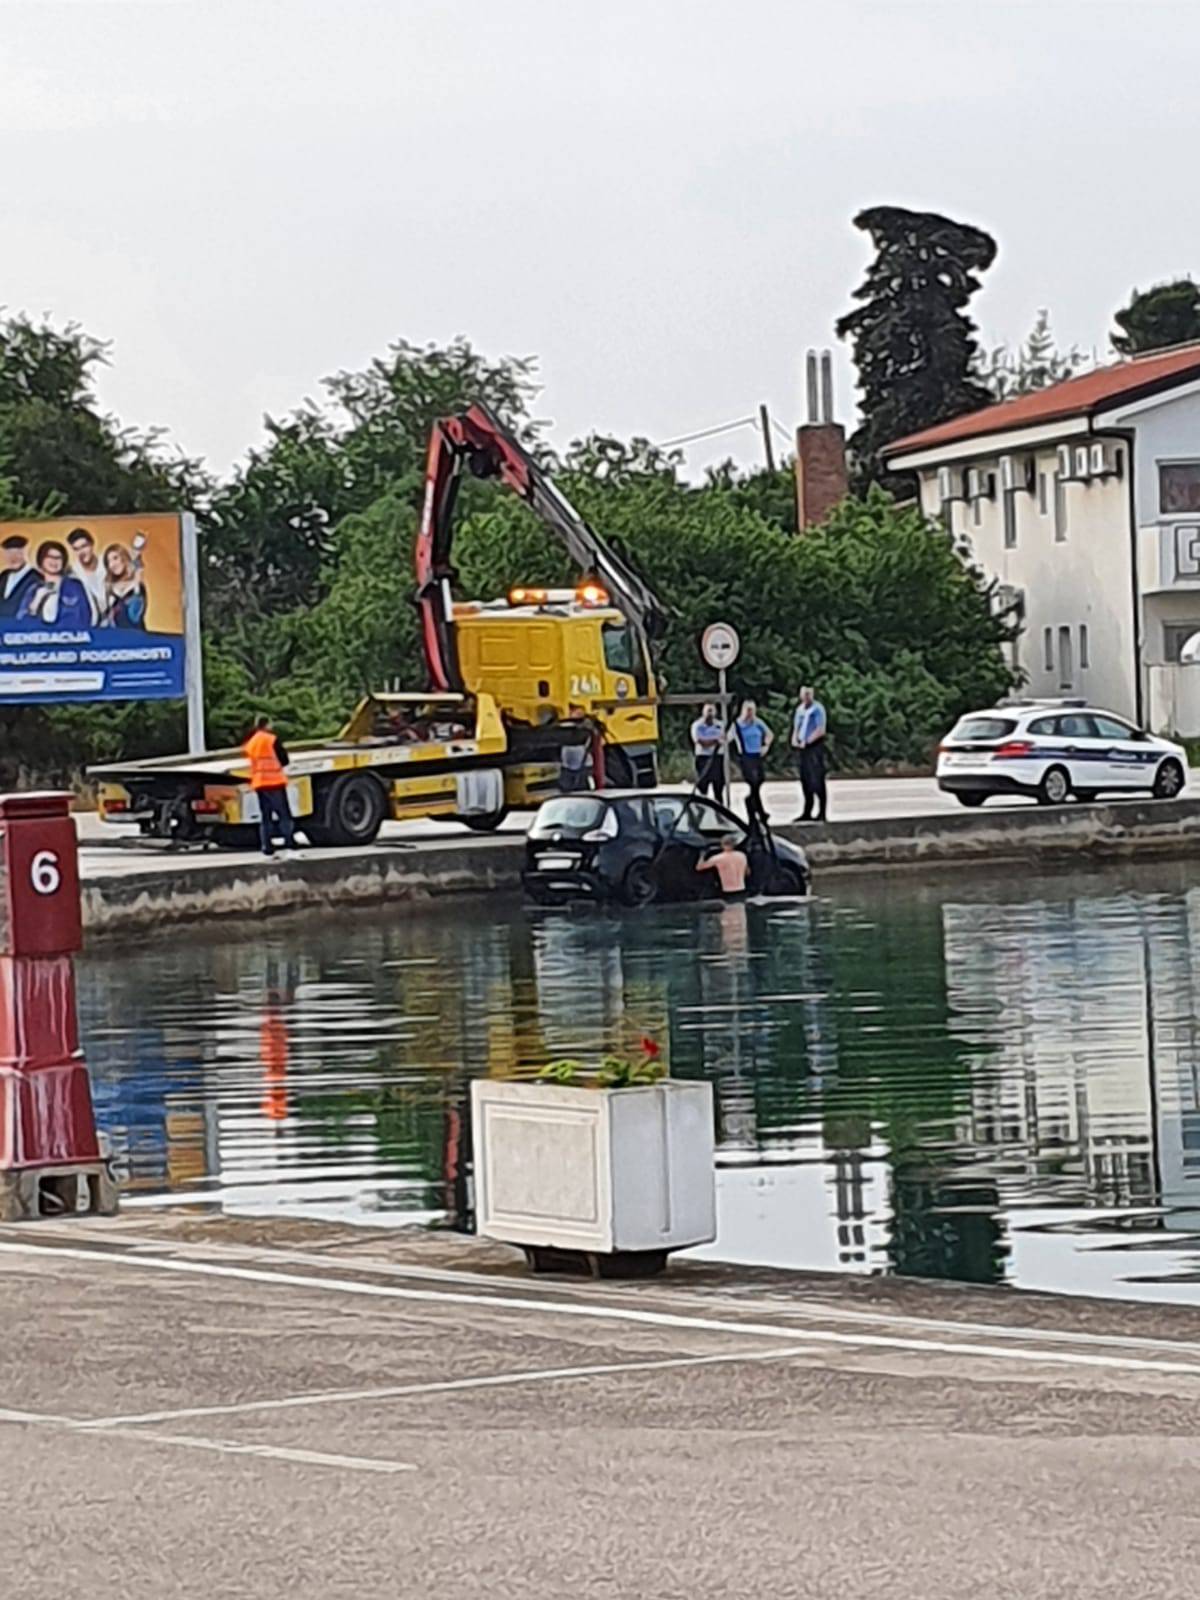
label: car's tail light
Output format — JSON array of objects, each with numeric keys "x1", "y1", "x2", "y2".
[
  {"x1": 104, "y1": 799, "x2": 129, "y2": 813},
  {"x1": 993, "y1": 740, "x2": 1034, "y2": 759},
  {"x1": 191, "y1": 798, "x2": 222, "y2": 814}
]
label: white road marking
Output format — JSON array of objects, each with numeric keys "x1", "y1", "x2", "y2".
[
  {"x1": 82, "y1": 1344, "x2": 817, "y2": 1428},
  {"x1": 25, "y1": 1222, "x2": 1200, "y2": 1364},
  {"x1": 5, "y1": 1238, "x2": 1200, "y2": 1384},
  {"x1": 110, "y1": 1431, "x2": 414, "y2": 1474},
  {"x1": 134, "y1": 1235, "x2": 1200, "y2": 1361},
  {"x1": 0, "y1": 1406, "x2": 413, "y2": 1475}
]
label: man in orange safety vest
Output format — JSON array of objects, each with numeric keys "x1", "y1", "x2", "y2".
[{"x1": 244, "y1": 713, "x2": 297, "y2": 858}]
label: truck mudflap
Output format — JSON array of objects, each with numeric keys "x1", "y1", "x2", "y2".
[{"x1": 455, "y1": 769, "x2": 504, "y2": 816}]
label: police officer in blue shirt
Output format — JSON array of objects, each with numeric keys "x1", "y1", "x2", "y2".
[
  {"x1": 731, "y1": 699, "x2": 773, "y2": 826},
  {"x1": 791, "y1": 685, "x2": 828, "y2": 822}
]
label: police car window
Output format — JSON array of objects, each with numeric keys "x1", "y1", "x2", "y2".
[
  {"x1": 1027, "y1": 717, "x2": 1057, "y2": 735},
  {"x1": 954, "y1": 717, "x2": 1015, "y2": 741},
  {"x1": 684, "y1": 800, "x2": 732, "y2": 836},
  {"x1": 1092, "y1": 715, "x2": 1133, "y2": 741},
  {"x1": 1058, "y1": 714, "x2": 1096, "y2": 738}
]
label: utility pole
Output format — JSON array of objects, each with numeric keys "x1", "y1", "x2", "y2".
[{"x1": 758, "y1": 403, "x2": 776, "y2": 472}]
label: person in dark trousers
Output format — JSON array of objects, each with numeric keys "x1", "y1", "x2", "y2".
[
  {"x1": 791, "y1": 685, "x2": 828, "y2": 822},
  {"x1": 243, "y1": 714, "x2": 297, "y2": 858},
  {"x1": 731, "y1": 699, "x2": 772, "y2": 827},
  {"x1": 690, "y1": 702, "x2": 726, "y2": 802}
]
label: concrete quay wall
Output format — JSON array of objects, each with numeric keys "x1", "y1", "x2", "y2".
[{"x1": 80, "y1": 798, "x2": 1200, "y2": 939}]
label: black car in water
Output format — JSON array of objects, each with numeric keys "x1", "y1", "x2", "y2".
[{"x1": 522, "y1": 790, "x2": 811, "y2": 907}]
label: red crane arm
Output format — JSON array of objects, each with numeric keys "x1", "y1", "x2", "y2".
[{"x1": 413, "y1": 404, "x2": 665, "y2": 695}]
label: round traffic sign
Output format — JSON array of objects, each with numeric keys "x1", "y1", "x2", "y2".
[{"x1": 701, "y1": 621, "x2": 740, "y2": 671}]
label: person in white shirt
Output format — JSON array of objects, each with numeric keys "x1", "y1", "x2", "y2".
[
  {"x1": 0, "y1": 535, "x2": 38, "y2": 619},
  {"x1": 690, "y1": 703, "x2": 726, "y2": 803},
  {"x1": 790, "y1": 685, "x2": 829, "y2": 822},
  {"x1": 66, "y1": 527, "x2": 107, "y2": 624}
]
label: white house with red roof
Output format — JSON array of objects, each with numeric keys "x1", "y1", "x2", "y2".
[{"x1": 885, "y1": 345, "x2": 1200, "y2": 734}]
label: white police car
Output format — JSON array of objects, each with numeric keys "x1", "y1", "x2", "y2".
[{"x1": 937, "y1": 700, "x2": 1188, "y2": 807}]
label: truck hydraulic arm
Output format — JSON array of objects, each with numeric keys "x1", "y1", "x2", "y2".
[{"x1": 413, "y1": 403, "x2": 666, "y2": 693}]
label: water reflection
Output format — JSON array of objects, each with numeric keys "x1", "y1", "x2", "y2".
[{"x1": 77, "y1": 863, "x2": 1200, "y2": 1302}]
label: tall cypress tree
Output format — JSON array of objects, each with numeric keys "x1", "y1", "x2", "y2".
[
  {"x1": 837, "y1": 206, "x2": 998, "y2": 494},
  {"x1": 1112, "y1": 279, "x2": 1200, "y2": 356}
]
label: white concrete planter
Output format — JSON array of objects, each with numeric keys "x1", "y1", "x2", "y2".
[{"x1": 472, "y1": 1077, "x2": 716, "y2": 1272}]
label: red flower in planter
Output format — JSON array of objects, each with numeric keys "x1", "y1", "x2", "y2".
[{"x1": 640, "y1": 1036, "x2": 661, "y2": 1060}]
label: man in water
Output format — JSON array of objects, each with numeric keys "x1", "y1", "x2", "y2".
[{"x1": 696, "y1": 834, "x2": 750, "y2": 899}]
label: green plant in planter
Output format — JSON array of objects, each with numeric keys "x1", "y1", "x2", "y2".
[{"x1": 536, "y1": 1037, "x2": 665, "y2": 1089}]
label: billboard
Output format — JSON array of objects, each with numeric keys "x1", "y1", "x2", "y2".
[{"x1": 0, "y1": 513, "x2": 191, "y2": 705}]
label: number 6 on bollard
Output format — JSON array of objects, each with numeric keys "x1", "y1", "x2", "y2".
[{"x1": 0, "y1": 792, "x2": 116, "y2": 1221}]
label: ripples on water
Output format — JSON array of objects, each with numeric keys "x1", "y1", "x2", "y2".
[{"x1": 77, "y1": 862, "x2": 1200, "y2": 1303}]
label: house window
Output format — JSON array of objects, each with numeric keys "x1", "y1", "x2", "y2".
[
  {"x1": 1159, "y1": 461, "x2": 1200, "y2": 514},
  {"x1": 1163, "y1": 622, "x2": 1200, "y2": 662},
  {"x1": 1038, "y1": 472, "x2": 1049, "y2": 516},
  {"x1": 972, "y1": 496, "x2": 982, "y2": 528},
  {"x1": 1043, "y1": 626, "x2": 1054, "y2": 672},
  {"x1": 1079, "y1": 623, "x2": 1089, "y2": 669},
  {"x1": 942, "y1": 502, "x2": 954, "y2": 536},
  {"x1": 1058, "y1": 625, "x2": 1073, "y2": 688},
  {"x1": 1003, "y1": 493, "x2": 1016, "y2": 548},
  {"x1": 1054, "y1": 474, "x2": 1068, "y2": 542}
]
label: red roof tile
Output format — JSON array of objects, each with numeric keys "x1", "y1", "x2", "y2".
[{"x1": 885, "y1": 343, "x2": 1200, "y2": 457}]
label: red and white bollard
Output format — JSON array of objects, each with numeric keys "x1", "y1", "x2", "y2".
[{"x1": 0, "y1": 793, "x2": 116, "y2": 1220}]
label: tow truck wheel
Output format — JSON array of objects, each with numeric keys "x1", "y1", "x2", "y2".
[
  {"x1": 320, "y1": 772, "x2": 387, "y2": 846},
  {"x1": 214, "y1": 825, "x2": 261, "y2": 851},
  {"x1": 603, "y1": 746, "x2": 635, "y2": 788},
  {"x1": 459, "y1": 807, "x2": 509, "y2": 832}
]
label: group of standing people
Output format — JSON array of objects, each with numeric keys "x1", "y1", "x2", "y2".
[
  {"x1": 0, "y1": 527, "x2": 147, "y2": 629},
  {"x1": 690, "y1": 687, "x2": 828, "y2": 825}
]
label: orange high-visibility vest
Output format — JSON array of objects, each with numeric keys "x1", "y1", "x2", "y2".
[{"x1": 244, "y1": 729, "x2": 286, "y2": 791}]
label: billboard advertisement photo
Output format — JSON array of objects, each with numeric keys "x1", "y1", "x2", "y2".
[{"x1": 0, "y1": 512, "x2": 193, "y2": 705}]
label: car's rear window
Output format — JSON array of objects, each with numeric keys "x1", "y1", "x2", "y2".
[
  {"x1": 529, "y1": 797, "x2": 607, "y2": 837},
  {"x1": 950, "y1": 717, "x2": 1016, "y2": 742}
]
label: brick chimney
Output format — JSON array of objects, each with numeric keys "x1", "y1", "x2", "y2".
[{"x1": 795, "y1": 350, "x2": 848, "y2": 530}]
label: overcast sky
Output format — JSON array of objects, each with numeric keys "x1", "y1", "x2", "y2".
[{"x1": 5, "y1": 0, "x2": 1200, "y2": 480}]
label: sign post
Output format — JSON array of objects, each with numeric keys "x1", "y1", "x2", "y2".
[
  {"x1": 700, "y1": 622, "x2": 741, "y2": 805},
  {"x1": 0, "y1": 792, "x2": 116, "y2": 1220}
]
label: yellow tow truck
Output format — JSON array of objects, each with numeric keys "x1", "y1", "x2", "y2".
[{"x1": 90, "y1": 405, "x2": 666, "y2": 847}]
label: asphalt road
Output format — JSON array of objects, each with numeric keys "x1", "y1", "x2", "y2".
[
  {"x1": 4, "y1": 1215, "x2": 1200, "y2": 1600},
  {"x1": 74, "y1": 776, "x2": 1014, "y2": 877}
]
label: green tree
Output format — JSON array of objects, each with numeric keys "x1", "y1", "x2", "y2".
[
  {"x1": 837, "y1": 206, "x2": 998, "y2": 495},
  {"x1": 415, "y1": 450, "x2": 1016, "y2": 768},
  {"x1": 977, "y1": 309, "x2": 1087, "y2": 401},
  {"x1": 1111, "y1": 278, "x2": 1200, "y2": 355},
  {"x1": 0, "y1": 313, "x2": 200, "y2": 513},
  {"x1": 204, "y1": 338, "x2": 540, "y2": 624}
]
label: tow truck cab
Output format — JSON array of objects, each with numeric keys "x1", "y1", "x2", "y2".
[{"x1": 454, "y1": 590, "x2": 659, "y2": 787}]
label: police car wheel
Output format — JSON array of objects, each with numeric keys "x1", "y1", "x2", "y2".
[
  {"x1": 1037, "y1": 765, "x2": 1071, "y2": 806},
  {"x1": 1153, "y1": 759, "x2": 1185, "y2": 800}
]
